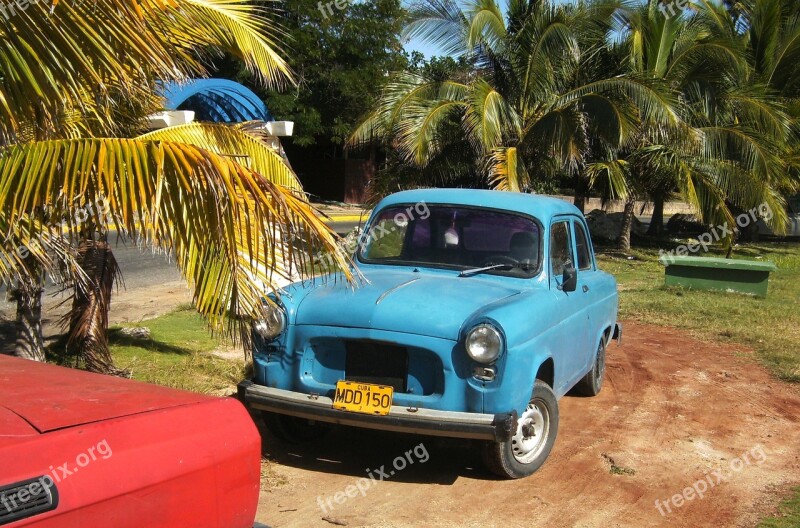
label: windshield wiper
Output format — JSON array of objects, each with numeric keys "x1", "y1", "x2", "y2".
[{"x1": 458, "y1": 263, "x2": 513, "y2": 277}]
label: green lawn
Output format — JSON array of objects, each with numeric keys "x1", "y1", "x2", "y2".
[
  {"x1": 596, "y1": 241, "x2": 800, "y2": 383},
  {"x1": 109, "y1": 306, "x2": 247, "y2": 395},
  {"x1": 759, "y1": 487, "x2": 800, "y2": 528}
]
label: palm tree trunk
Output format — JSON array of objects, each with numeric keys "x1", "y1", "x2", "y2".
[
  {"x1": 573, "y1": 173, "x2": 589, "y2": 214},
  {"x1": 11, "y1": 278, "x2": 45, "y2": 361},
  {"x1": 617, "y1": 196, "x2": 636, "y2": 251},
  {"x1": 64, "y1": 239, "x2": 129, "y2": 376},
  {"x1": 646, "y1": 192, "x2": 665, "y2": 237}
]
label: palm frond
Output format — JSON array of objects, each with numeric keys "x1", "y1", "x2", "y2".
[
  {"x1": 152, "y1": 0, "x2": 294, "y2": 89},
  {"x1": 486, "y1": 146, "x2": 528, "y2": 192},
  {"x1": 0, "y1": 138, "x2": 351, "y2": 344},
  {"x1": 0, "y1": 0, "x2": 293, "y2": 143},
  {"x1": 138, "y1": 122, "x2": 303, "y2": 191},
  {"x1": 403, "y1": 0, "x2": 469, "y2": 57},
  {"x1": 586, "y1": 159, "x2": 630, "y2": 201},
  {"x1": 463, "y1": 79, "x2": 520, "y2": 153}
]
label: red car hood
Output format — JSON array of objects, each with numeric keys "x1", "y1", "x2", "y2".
[{"x1": 0, "y1": 355, "x2": 213, "y2": 434}]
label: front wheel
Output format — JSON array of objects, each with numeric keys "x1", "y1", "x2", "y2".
[{"x1": 482, "y1": 379, "x2": 559, "y2": 479}]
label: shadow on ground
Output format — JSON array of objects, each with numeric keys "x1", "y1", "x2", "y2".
[
  {"x1": 255, "y1": 413, "x2": 494, "y2": 486},
  {"x1": 106, "y1": 328, "x2": 193, "y2": 355}
]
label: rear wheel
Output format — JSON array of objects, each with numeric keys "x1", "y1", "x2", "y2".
[
  {"x1": 262, "y1": 412, "x2": 329, "y2": 443},
  {"x1": 482, "y1": 379, "x2": 559, "y2": 479},
  {"x1": 574, "y1": 337, "x2": 606, "y2": 396}
]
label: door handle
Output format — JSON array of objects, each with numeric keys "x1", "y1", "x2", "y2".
[{"x1": 582, "y1": 285, "x2": 589, "y2": 293}]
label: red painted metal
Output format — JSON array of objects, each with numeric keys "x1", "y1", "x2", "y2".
[{"x1": 0, "y1": 356, "x2": 261, "y2": 528}]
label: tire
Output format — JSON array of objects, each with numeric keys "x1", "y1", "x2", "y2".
[
  {"x1": 262, "y1": 412, "x2": 330, "y2": 443},
  {"x1": 574, "y1": 337, "x2": 606, "y2": 397},
  {"x1": 482, "y1": 379, "x2": 559, "y2": 479}
]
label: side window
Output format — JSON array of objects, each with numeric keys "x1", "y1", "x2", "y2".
[
  {"x1": 574, "y1": 221, "x2": 592, "y2": 271},
  {"x1": 550, "y1": 221, "x2": 572, "y2": 276}
]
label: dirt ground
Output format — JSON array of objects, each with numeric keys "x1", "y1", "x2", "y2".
[
  {"x1": 3, "y1": 284, "x2": 798, "y2": 527},
  {"x1": 254, "y1": 322, "x2": 800, "y2": 528}
]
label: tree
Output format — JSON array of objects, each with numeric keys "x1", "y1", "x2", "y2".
[
  {"x1": 215, "y1": 0, "x2": 407, "y2": 153},
  {"x1": 0, "y1": 0, "x2": 350, "y2": 370},
  {"x1": 606, "y1": 0, "x2": 794, "y2": 250},
  {"x1": 737, "y1": 0, "x2": 800, "y2": 184},
  {"x1": 349, "y1": 0, "x2": 677, "y2": 197}
]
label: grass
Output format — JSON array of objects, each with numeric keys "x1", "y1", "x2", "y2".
[
  {"x1": 759, "y1": 487, "x2": 800, "y2": 527},
  {"x1": 108, "y1": 305, "x2": 248, "y2": 394},
  {"x1": 596, "y1": 241, "x2": 800, "y2": 383}
]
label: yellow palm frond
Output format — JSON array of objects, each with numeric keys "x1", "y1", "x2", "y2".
[
  {"x1": 487, "y1": 146, "x2": 528, "y2": 192},
  {"x1": 0, "y1": 138, "x2": 350, "y2": 344},
  {"x1": 138, "y1": 122, "x2": 303, "y2": 191},
  {"x1": 0, "y1": 0, "x2": 293, "y2": 142},
  {"x1": 148, "y1": 0, "x2": 294, "y2": 89}
]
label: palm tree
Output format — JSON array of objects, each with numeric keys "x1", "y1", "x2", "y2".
[
  {"x1": 737, "y1": 0, "x2": 800, "y2": 184},
  {"x1": 348, "y1": 0, "x2": 677, "y2": 195},
  {"x1": 604, "y1": 0, "x2": 793, "y2": 250},
  {"x1": 1, "y1": 0, "x2": 350, "y2": 371}
]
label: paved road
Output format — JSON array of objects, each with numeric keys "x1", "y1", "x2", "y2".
[{"x1": 0, "y1": 233, "x2": 181, "y2": 311}]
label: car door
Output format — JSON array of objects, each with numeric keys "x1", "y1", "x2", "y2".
[
  {"x1": 548, "y1": 218, "x2": 590, "y2": 393},
  {"x1": 571, "y1": 217, "x2": 604, "y2": 371}
]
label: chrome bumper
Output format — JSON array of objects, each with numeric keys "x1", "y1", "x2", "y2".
[{"x1": 238, "y1": 381, "x2": 517, "y2": 441}]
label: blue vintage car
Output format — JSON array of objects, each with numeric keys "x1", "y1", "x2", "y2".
[{"x1": 239, "y1": 188, "x2": 621, "y2": 478}]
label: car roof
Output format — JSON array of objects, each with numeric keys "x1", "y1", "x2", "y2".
[{"x1": 374, "y1": 188, "x2": 582, "y2": 223}]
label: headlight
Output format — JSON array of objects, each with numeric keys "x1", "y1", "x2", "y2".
[
  {"x1": 254, "y1": 303, "x2": 286, "y2": 340},
  {"x1": 465, "y1": 324, "x2": 503, "y2": 363}
]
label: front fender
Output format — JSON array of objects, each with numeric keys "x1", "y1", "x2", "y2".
[{"x1": 464, "y1": 289, "x2": 568, "y2": 414}]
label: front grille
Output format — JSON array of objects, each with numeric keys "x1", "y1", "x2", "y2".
[
  {"x1": 0, "y1": 476, "x2": 58, "y2": 526},
  {"x1": 345, "y1": 341, "x2": 408, "y2": 392}
]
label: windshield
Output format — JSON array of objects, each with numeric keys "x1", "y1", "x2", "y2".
[{"x1": 357, "y1": 204, "x2": 542, "y2": 277}]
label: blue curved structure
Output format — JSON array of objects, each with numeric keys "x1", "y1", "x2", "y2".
[{"x1": 161, "y1": 79, "x2": 272, "y2": 123}]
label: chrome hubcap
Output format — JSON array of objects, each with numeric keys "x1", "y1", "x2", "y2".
[{"x1": 511, "y1": 400, "x2": 549, "y2": 464}]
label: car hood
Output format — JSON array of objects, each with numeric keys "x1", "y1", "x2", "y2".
[
  {"x1": 293, "y1": 268, "x2": 522, "y2": 339},
  {"x1": 0, "y1": 356, "x2": 214, "y2": 434}
]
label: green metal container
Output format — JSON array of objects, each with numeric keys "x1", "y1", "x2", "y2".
[{"x1": 658, "y1": 255, "x2": 778, "y2": 297}]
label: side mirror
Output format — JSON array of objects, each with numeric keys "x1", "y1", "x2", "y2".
[{"x1": 561, "y1": 265, "x2": 577, "y2": 292}]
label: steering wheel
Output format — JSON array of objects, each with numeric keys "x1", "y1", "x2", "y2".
[{"x1": 482, "y1": 255, "x2": 519, "y2": 267}]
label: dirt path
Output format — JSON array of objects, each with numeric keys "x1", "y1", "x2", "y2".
[{"x1": 254, "y1": 322, "x2": 800, "y2": 528}]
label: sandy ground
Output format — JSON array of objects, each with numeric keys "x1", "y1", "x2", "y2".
[{"x1": 254, "y1": 322, "x2": 800, "y2": 528}]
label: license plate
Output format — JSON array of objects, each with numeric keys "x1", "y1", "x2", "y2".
[{"x1": 332, "y1": 380, "x2": 393, "y2": 416}]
